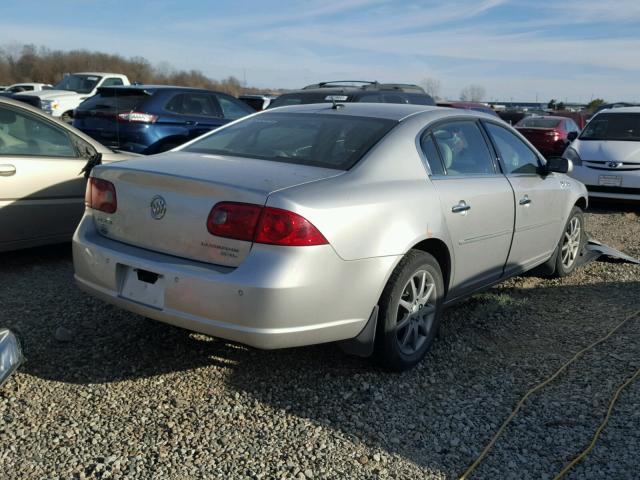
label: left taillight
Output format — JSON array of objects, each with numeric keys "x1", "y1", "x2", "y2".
[{"x1": 85, "y1": 177, "x2": 117, "y2": 214}]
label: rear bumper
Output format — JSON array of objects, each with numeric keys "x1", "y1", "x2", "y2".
[
  {"x1": 73, "y1": 215, "x2": 398, "y2": 349},
  {"x1": 570, "y1": 165, "x2": 640, "y2": 200}
]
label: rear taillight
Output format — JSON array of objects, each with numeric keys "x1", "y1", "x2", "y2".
[
  {"x1": 117, "y1": 112, "x2": 158, "y2": 123},
  {"x1": 85, "y1": 177, "x2": 117, "y2": 214},
  {"x1": 207, "y1": 202, "x2": 328, "y2": 246},
  {"x1": 545, "y1": 130, "x2": 561, "y2": 141}
]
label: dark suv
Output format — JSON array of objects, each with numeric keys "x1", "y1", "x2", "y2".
[
  {"x1": 73, "y1": 85, "x2": 254, "y2": 154},
  {"x1": 268, "y1": 81, "x2": 435, "y2": 108}
]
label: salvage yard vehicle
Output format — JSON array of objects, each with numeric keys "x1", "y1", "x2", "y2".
[
  {"x1": 268, "y1": 81, "x2": 435, "y2": 108},
  {"x1": 0, "y1": 97, "x2": 132, "y2": 252},
  {"x1": 73, "y1": 85, "x2": 255, "y2": 154},
  {"x1": 516, "y1": 115, "x2": 580, "y2": 158},
  {"x1": 0, "y1": 82, "x2": 52, "y2": 97},
  {"x1": 73, "y1": 103, "x2": 587, "y2": 370},
  {"x1": 565, "y1": 107, "x2": 640, "y2": 201},
  {"x1": 13, "y1": 72, "x2": 130, "y2": 122}
]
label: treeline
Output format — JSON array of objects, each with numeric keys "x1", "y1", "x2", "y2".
[{"x1": 0, "y1": 44, "x2": 269, "y2": 96}]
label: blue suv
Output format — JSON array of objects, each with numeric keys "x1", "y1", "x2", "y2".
[{"x1": 73, "y1": 85, "x2": 255, "y2": 154}]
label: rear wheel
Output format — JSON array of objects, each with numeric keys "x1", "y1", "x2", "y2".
[
  {"x1": 375, "y1": 250, "x2": 444, "y2": 371},
  {"x1": 554, "y1": 206, "x2": 585, "y2": 277}
]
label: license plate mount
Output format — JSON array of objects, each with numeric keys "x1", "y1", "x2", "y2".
[
  {"x1": 119, "y1": 266, "x2": 165, "y2": 309},
  {"x1": 598, "y1": 175, "x2": 622, "y2": 187}
]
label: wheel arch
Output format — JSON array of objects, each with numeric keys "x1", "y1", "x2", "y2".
[
  {"x1": 409, "y1": 238, "x2": 452, "y2": 295},
  {"x1": 575, "y1": 195, "x2": 587, "y2": 210}
]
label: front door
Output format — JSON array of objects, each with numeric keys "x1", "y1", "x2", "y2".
[{"x1": 423, "y1": 120, "x2": 515, "y2": 297}]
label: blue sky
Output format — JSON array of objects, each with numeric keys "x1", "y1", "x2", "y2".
[{"x1": 1, "y1": 0, "x2": 639, "y2": 102}]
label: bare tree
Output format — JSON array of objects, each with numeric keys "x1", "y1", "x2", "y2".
[
  {"x1": 459, "y1": 84, "x2": 486, "y2": 102},
  {"x1": 420, "y1": 77, "x2": 441, "y2": 100}
]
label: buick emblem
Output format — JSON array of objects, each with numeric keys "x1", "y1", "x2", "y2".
[
  {"x1": 607, "y1": 161, "x2": 622, "y2": 168},
  {"x1": 150, "y1": 195, "x2": 167, "y2": 220}
]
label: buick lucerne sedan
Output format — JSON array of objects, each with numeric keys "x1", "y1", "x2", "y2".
[{"x1": 73, "y1": 103, "x2": 587, "y2": 370}]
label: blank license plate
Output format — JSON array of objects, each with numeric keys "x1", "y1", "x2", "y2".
[
  {"x1": 598, "y1": 175, "x2": 622, "y2": 187},
  {"x1": 119, "y1": 266, "x2": 165, "y2": 309}
]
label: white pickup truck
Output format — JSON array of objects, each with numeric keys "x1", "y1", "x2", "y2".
[{"x1": 13, "y1": 72, "x2": 130, "y2": 122}]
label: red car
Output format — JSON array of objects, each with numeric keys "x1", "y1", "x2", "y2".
[{"x1": 515, "y1": 116, "x2": 580, "y2": 158}]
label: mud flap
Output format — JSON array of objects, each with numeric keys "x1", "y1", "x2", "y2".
[{"x1": 338, "y1": 306, "x2": 378, "y2": 357}]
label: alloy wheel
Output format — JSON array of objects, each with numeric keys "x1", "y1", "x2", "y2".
[
  {"x1": 561, "y1": 216, "x2": 581, "y2": 268},
  {"x1": 395, "y1": 270, "x2": 437, "y2": 355}
]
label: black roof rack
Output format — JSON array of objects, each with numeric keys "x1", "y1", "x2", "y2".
[
  {"x1": 301, "y1": 81, "x2": 425, "y2": 94},
  {"x1": 302, "y1": 80, "x2": 378, "y2": 90}
]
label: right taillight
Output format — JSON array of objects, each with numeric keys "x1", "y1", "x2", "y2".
[
  {"x1": 85, "y1": 177, "x2": 117, "y2": 214},
  {"x1": 206, "y1": 202, "x2": 327, "y2": 246}
]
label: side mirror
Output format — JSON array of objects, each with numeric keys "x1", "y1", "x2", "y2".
[
  {"x1": 0, "y1": 329, "x2": 23, "y2": 387},
  {"x1": 544, "y1": 156, "x2": 573, "y2": 174},
  {"x1": 567, "y1": 131, "x2": 578, "y2": 141}
]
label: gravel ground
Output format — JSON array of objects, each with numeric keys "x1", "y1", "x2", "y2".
[{"x1": 1, "y1": 201, "x2": 639, "y2": 480}]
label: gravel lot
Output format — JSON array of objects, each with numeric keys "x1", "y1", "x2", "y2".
[{"x1": 1, "y1": 201, "x2": 639, "y2": 480}]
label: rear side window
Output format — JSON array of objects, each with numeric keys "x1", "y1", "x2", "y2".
[
  {"x1": 485, "y1": 122, "x2": 540, "y2": 174},
  {"x1": 165, "y1": 93, "x2": 222, "y2": 117},
  {"x1": 216, "y1": 94, "x2": 254, "y2": 120},
  {"x1": 101, "y1": 78, "x2": 124, "y2": 87},
  {"x1": 77, "y1": 90, "x2": 150, "y2": 112},
  {"x1": 183, "y1": 112, "x2": 397, "y2": 170},
  {"x1": 431, "y1": 121, "x2": 495, "y2": 175},
  {"x1": 420, "y1": 133, "x2": 445, "y2": 175}
]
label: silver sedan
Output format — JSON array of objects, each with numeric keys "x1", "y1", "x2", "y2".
[
  {"x1": 73, "y1": 103, "x2": 587, "y2": 370},
  {"x1": 0, "y1": 97, "x2": 131, "y2": 252}
]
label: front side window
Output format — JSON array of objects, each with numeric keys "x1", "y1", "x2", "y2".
[
  {"x1": 431, "y1": 121, "x2": 495, "y2": 175},
  {"x1": 183, "y1": 112, "x2": 396, "y2": 170},
  {"x1": 0, "y1": 106, "x2": 75, "y2": 157},
  {"x1": 580, "y1": 113, "x2": 640, "y2": 141},
  {"x1": 485, "y1": 122, "x2": 540, "y2": 174},
  {"x1": 217, "y1": 94, "x2": 253, "y2": 120}
]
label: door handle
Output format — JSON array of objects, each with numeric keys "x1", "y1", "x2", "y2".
[
  {"x1": 0, "y1": 164, "x2": 16, "y2": 177},
  {"x1": 451, "y1": 200, "x2": 471, "y2": 214},
  {"x1": 519, "y1": 195, "x2": 532, "y2": 206}
]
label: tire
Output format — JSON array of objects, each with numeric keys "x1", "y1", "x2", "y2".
[
  {"x1": 60, "y1": 112, "x2": 73, "y2": 123},
  {"x1": 553, "y1": 206, "x2": 585, "y2": 277},
  {"x1": 375, "y1": 250, "x2": 444, "y2": 371}
]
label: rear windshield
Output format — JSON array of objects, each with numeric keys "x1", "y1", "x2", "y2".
[
  {"x1": 183, "y1": 112, "x2": 397, "y2": 170},
  {"x1": 580, "y1": 113, "x2": 640, "y2": 141},
  {"x1": 77, "y1": 90, "x2": 151, "y2": 112},
  {"x1": 516, "y1": 118, "x2": 561, "y2": 128}
]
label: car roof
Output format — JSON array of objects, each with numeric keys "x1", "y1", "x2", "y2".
[
  {"x1": 596, "y1": 106, "x2": 640, "y2": 114},
  {"x1": 264, "y1": 102, "x2": 497, "y2": 122},
  {"x1": 97, "y1": 85, "x2": 225, "y2": 94},
  {"x1": 74, "y1": 72, "x2": 127, "y2": 77}
]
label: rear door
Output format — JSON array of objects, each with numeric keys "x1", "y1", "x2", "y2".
[
  {"x1": 421, "y1": 120, "x2": 515, "y2": 297},
  {"x1": 483, "y1": 121, "x2": 564, "y2": 274},
  {"x1": 0, "y1": 104, "x2": 88, "y2": 248}
]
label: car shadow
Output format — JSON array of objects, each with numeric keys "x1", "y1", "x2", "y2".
[{"x1": 2, "y1": 244, "x2": 639, "y2": 476}]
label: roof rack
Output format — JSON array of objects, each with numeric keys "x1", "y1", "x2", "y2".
[
  {"x1": 367, "y1": 83, "x2": 425, "y2": 93},
  {"x1": 302, "y1": 80, "x2": 378, "y2": 90}
]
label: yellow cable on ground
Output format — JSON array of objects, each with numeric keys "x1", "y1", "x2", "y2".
[
  {"x1": 553, "y1": 366, "x2": 640, "y2": 480},
  {"x1": 459, "y1": 309, "x2": 640, "y2": 480}
]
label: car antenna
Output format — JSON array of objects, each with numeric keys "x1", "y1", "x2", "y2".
[{"x1": 331, "y1": 97, "x2": 343, "y2": 110}]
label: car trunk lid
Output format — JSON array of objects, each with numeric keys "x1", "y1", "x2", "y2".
[{"x1": 91, "y1": 152, "x2": 344, "y2": 266}]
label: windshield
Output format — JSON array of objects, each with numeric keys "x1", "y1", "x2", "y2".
[
  {"x1": 517, "y1": 118, "x2": 561, "y2": 128},
  {"x1": 580, "y1": 113, "x2": 640, "y2": 141},
  {"x1": 53, "y1": 74, "x2": 102, "y2": 94},
  {"x1": 183, "y1": 112, "x2": 397, "y2": 170}
]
